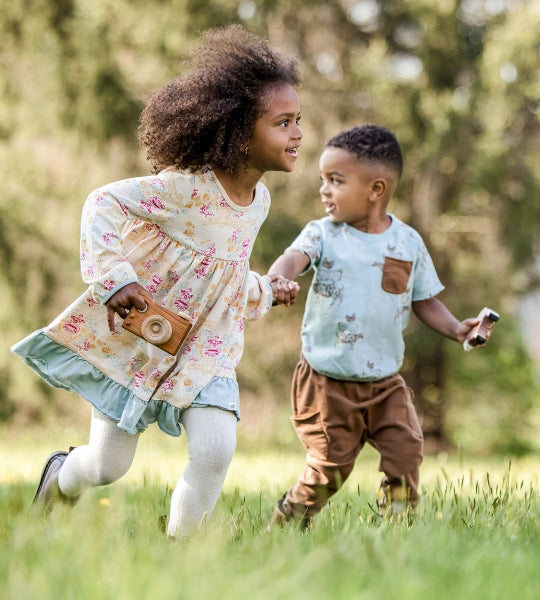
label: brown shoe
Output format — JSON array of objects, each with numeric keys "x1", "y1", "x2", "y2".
[
  {"x1": 33, "y1": 450, "x2": 78, "y2": 515},
  {"x1": 269, "y1": 496, "x2": 311, "y2": 531}
]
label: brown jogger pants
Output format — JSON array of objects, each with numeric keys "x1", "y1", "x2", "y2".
[{"x1": 280, "y1": 356, "x2": 424, "y2": 522}]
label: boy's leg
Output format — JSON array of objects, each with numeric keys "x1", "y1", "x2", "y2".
[
  {"x1": 167, "y1": 406, "x2": 237, "y2": 538},
  {"x1": 274, "y1": 458, "x2": 357, "y2": 528},
  {"x1": 272, "y1": 358, "x2": 365, "y2": 528},
  {"x1": 367, "y1": 379, "x2": 423, "y2": 512}
]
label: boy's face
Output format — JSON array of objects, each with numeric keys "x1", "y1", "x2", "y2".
[
  {"x1": 248, "y1": 83, "x2": 302, "y2": 173},
  {"x1": 319, "y1": 147, "x2": 393, "y2": 230}
]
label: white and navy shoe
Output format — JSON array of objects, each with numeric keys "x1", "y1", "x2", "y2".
[{"x1": 33, "y1": 448, "x2": 78, "y2": 515}]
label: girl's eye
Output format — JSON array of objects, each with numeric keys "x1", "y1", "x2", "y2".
[{"x1": 280, "y1": 115, "x2": 301, "y2": 127}]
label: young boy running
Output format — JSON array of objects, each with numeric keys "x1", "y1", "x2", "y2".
[{"x1": 268, "y1": 124, "x2": 493, "y2": 527}]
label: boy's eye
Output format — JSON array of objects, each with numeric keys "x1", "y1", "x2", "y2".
[{"x1": 321, "y1": 176, "x2": 341, "y2": 186}]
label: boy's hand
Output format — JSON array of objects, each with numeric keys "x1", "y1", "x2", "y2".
[
  {"x1": 462, "y1": 307, "x2": 499, "y2": 350},
  {"x1": 105, "y1": 283, "x2": 150, "y2": 333},
  {"x1": 264, "y1": 274, "x2": 300, "y2": 307},
  {"x1": 457, "y1": 310, "x2": 497, "y2": 347},
  {"x1": 456, "y1": 318, "x2": 483, "y2": 345}
]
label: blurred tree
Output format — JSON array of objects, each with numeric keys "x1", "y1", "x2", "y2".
[
  {"x1": 237, "y1": 0, "x2": 540, "y2": 451},
  {"x1": 1, "y1": 0, "x2": 538, "y2": 453}
]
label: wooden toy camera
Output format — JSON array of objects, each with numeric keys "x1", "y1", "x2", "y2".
[
  {"x1": 122, "y1": 297, "x2": 192, "y2": 355},
  {"x1": 463, "y1": 307, "x2": 499, "y2": 351}
]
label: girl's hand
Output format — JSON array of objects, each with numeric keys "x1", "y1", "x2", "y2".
[
  {"x1": 264, "y1": 274, "x2": 300, "y2": 307},
  {"x1": 105, "y1": 283, "x2": 150, "y2": 333}
]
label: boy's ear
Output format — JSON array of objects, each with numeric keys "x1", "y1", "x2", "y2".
[{"x1": 369, "y1": 177, "x2": 387, "y2": 201}]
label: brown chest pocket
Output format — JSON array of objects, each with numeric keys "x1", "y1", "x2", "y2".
[{"x1": 381, "y1": 256, "x2": 412, "y2": 294}]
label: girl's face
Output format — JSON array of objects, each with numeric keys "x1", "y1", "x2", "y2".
[
  {"x1": 248, "y1": 83, "x2": 302, "y2": 173},
  {"x1": 319, "y1": 146, "x2": 386, "y2": 230}
]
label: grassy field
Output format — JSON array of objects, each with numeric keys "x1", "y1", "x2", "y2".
[{"x1": 1, "y1": 424, "x2": 539, "y2": 600}]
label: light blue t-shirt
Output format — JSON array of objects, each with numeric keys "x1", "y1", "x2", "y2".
[{"x1": 287, "y1": 215, "x2": 444, "y2": 381}]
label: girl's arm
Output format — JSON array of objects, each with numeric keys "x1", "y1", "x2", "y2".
[
  {"x1": 81, "y1": 177, "x2": 176, "y2": 303},
  {"x1": 81, "y1": 177, "x2": 174, "y2": 330},
  {"x1": 412, "y1": 297, "x2": 480, "y2": 344}
]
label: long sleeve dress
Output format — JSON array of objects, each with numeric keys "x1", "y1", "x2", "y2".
[{"x1": 12, "y1": 168, "x2": 273, "y2": 435}]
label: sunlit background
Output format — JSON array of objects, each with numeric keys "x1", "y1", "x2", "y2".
[{"x1": 1, "y1": 0, "x2": 539, "y2": 455}]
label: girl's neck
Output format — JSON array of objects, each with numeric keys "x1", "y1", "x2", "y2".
[{"x1": 213, "y1": 167, "x2": 260, "y2": 207}]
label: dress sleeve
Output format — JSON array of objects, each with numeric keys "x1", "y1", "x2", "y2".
[
  {"x1": 243, "y1": 271, "x2": 273, "y2": 321},
  {"x1": 80, "y1": 176, "x2": 173, "y2": 303}
]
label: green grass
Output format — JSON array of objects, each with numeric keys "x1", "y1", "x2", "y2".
[{"x1": 1, "y1": 426, "x2": 540, "y2": 600}]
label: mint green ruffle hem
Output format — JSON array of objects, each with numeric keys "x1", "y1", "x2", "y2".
[{"x1": 11, "y1": 330, "x2": 240, "y2": 437}]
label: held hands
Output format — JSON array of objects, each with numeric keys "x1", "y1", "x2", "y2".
[
  {"x1": 105, "y1": 282, "x2": 150, "y2": 333},
  {"x1": 263, "y1": 274, "x2": 300, "y2": 307}
]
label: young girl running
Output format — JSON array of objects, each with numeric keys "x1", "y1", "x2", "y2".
[{"x1": 12, "y1": 24, "x2": 302, "y2": 538}]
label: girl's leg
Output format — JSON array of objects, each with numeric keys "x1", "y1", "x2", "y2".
[
  {"x1": 167, "y1": 406, "x2": 237, "y2": 538},
  {"x1": 58, "y1": 407, "x2": 140, "y2": 497}
]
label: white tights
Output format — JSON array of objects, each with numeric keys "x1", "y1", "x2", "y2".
[{"x1": 58, "y1": 406, "x2": 237, "y2": 537}]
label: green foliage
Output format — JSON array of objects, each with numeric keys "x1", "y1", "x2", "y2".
[{"x1": 447, "y1": 315, "x2": 539, "y2": 455}]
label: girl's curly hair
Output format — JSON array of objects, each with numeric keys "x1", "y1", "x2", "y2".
[
  {"x1": 138, "y1": 25, "x2": 301, "y2": 174},
  {"x1": 326, "y1": 124, "x2": 403, "y2": 177}
]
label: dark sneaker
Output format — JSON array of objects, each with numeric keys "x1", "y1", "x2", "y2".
[
  {"x1": 33, "y1": 450, "x2": 78, "y2": 515},
  {"x1": 268, "y1": 496, "x2": 311, "y2": 531}
]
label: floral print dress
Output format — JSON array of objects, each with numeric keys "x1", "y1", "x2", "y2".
[{"x1": 12, "y1": 168, "x2": 273, "y2": 435}]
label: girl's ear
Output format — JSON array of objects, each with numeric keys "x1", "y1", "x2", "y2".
[{"x1": 369, "y1": 178, "x2": 387, "y2": 201}]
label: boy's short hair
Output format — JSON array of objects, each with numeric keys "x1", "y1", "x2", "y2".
[{"x1": 326, "y1": 124, "x2": 403, "y2": 177}]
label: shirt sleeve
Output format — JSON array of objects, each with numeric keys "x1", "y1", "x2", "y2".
[
  {"x1": 285, "y1": 221, "x2": 323, "y2": 275},
  {"x1": 411, "y1": 234, "x2": 445, "y2": 301}
]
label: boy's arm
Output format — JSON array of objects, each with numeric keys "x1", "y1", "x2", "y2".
[
  {"x1": 268, "y1": 250, "x2": 310, "y2": 281},
  {"x1": 412, "y1": 297, "x2": 480, "y2": 344},
  {"x1": 267, "y1": 251, "x2": 310, "y2": 306}
]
